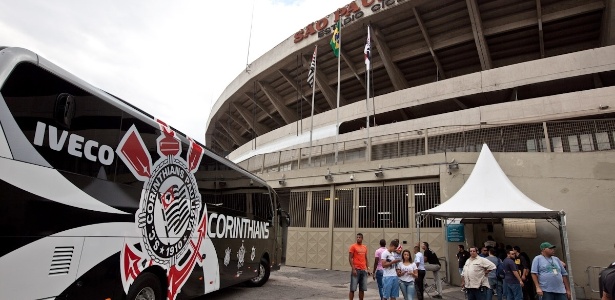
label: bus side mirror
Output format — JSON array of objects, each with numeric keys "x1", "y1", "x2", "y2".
[{"x1": 278, "y1": 210, "x2": 290, "y2": 227}]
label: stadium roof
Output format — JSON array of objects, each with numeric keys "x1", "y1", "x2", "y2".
[{"x1": 206, "y1": 0, "x2": 614, "y2": 154}]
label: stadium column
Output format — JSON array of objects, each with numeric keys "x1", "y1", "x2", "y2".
[
  {"x1": 602, "y1": 0, "x2": 615, "y2": 46},
  {"x1": 212, "y1": 134, "x2": 232, "y2": 152},
  {"x1": 301, "y1": 55, "x2": 346, "y2": 109},
  {"x1": 244, "y1": 92, "x2": 285, "y2": 127},
  {"x1": 278, "y1": 69, "x2": 324, "y2": 114},
  {"x1": 371, "y1": 26, "x2": 409, "y2": 91},
  {"x1": 225, "y1": 111, "x2": 250, "y2": 134},
  {"x1": 257, "y1": 81, "x2": 298, "y2": 125},
  {"x1": 466, "y1": 0, "x2": 493, "y2": 70},
  {"x1": 219, "y1": 122, "x2": 249, "y2": 146},
  {"x1": 232, "y1": 103, "x2": 269, "y2": 136}
]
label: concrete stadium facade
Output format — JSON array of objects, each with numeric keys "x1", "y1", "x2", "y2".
[{"x1": 205, "y1": 1, "x2": 615, "y2": 298}]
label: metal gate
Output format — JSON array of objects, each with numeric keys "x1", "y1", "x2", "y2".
[{"x1": 286, "y1": 180, "x2": 443, "y2": 270}]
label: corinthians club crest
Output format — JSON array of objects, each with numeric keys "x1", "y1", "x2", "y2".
[{"x1": 117, "y1": 119, "x2": 206, "y2": 300}]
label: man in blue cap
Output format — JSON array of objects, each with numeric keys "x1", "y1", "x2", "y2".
[{"x1": 530, "y1": 242, "x2": 571, "y2": 300}]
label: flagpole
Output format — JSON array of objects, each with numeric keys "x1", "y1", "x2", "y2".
[
  {"x1": 335, "y1": 20, "x2": 341, "y2": 165},
  {"x1": 308, "y1": 46, "x2": 317, "y2": 166},
  {"x1": 365, "y1": 25, "x2": 371, "y2": 159}
]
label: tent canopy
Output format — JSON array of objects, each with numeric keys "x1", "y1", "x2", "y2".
[
  {"x1": 419, "y1": 144, "x2": 560, "y2": 219},
  {"x1": 417, "y1": 144, "x2": 574, "y2": 298}
]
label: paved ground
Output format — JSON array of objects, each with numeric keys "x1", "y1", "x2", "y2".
[{"x1": 200, "y1": 265, "x2": 468, "y2": 300}]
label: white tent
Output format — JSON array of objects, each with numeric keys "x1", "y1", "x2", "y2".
[{"x1": 417, "y1": 144, "x2": 575, "y2": 298}]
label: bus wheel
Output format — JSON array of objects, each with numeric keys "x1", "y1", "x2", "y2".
[
  {"x1": 127, "y1": 272, "x2": 163, "y2": 300},
  {"x1": 246, "y1": 259, "x2": 270, "y2": 287}
]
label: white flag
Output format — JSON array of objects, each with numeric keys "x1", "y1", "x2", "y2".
[
  {"x1": 307, "y1": 46, "x2": 317, "y2": 88},
  {"x1": 364, "y1": 26, "x2": 371, "y2": 70}
]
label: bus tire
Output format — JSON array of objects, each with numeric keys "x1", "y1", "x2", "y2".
[
  {"x1": 246, "y1": 259, "x2": 270, "y2": 287},
  {"x1": 127, "y1": 272, "x2": 163, "y2": 300}
]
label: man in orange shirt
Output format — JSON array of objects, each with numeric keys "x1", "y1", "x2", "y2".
[{"x1": 349, "y1": 233, "x2": 370, "y2": 300}]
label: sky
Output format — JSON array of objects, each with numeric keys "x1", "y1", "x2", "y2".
[{"x1": 0, "y1": 0, "x2": 350, "y2": 143}]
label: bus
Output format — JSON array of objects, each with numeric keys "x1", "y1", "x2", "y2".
[{"x1": 0, "y1": 47, "x2": 288, "y2": 300}]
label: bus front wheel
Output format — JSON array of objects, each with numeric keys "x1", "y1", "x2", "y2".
[
  {"x1": 127, "y1": 272, "x2": 163, "y2": 300},
  {"x1": 246, "y1": 259, "x2": 270, "y2": 287}
]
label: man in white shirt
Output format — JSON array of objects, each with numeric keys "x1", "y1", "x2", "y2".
[
  {"x1": 414, "y1": 245, "x2": 426, "y2": 300},
  {"x1": 462, "y1": 246, "x2": 496, "y2": 300},
  {"x1": 381, "y1": 240, "x2": 402, "y2": 300}
]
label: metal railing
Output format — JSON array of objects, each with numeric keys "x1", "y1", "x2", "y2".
[
  {"x1": 238, "y1": 119, "x2": 615, "y2": 174},
  {"x1": 289, "y1": 182, "x2": 441, "y2": 229}
]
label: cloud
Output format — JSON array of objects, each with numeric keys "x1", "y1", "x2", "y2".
[{"x1": 0, "y1": 0, "x2": 351, "y2": 144}]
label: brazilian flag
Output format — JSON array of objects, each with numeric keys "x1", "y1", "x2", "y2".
[{"x1": 330, "y1": 21, "x2": 340, "y2": 57}]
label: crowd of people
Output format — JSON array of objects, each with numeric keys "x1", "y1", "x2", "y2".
[
  {"x1": 348, "y1": 233, "x2": 576, "y2": 300},
  {"x1": 456, "y1": 235, "x2": 572, "y2": 300},
  {"x1": 348, "y1": 233, "x2": 443, "y2": 300}
]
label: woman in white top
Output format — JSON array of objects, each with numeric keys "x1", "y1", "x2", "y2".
[{"x1": 398, "y1": 249, "x2": 418, "y2": 300}]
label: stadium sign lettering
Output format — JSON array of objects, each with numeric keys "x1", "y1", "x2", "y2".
[{"x1": 294, "y1": 0, "x2": 405, "y2": 43}]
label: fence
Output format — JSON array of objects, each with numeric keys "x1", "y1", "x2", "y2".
[{"x1": 238, "y1": 119, "x2": 615, "y2": 174}]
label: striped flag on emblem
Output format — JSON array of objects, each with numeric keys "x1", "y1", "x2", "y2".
[{"x1": 307, "y1": 46, "x2": 317, "y2": 88}]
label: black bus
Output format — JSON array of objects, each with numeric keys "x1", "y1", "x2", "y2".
[{"x1": 0, "y1": 47, "x2": 287, "y2": 300}]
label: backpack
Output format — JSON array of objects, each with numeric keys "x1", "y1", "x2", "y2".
[{"x1": 496, "y1": 260, "x2": 505, "y2": 279}]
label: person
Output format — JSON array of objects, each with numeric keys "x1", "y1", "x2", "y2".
[
  {"x1": 394, "y1": 239, "x2": 403, "y2": 262},
  {"x1": 484, "y1": 235, "x2": 497, "y2": 248},
  {"x1": 497, "y1": 242, "x2": 507, "y2": 261},
  {"x1": 413, "y1": 245, "x2": 426, "y2": 300},
  {"x1": 600, "y1": 261, "x2": 615, "y2": 300},
  {"x1": 530, "y1": 242, "x2": 571, "y2": 300},
  {"x1": 479, "y1": 247, "x2": 489, "y2": 258},
  {"x1": 381, "y1": 239, "x2": 402, "y2": 300},
  {"x1": 421, "y1": 242, "x2": 442, "y2": 298},
  {"x1": 514, "y1": 245, "x2": 534, "y2": 300},
  {"x1": 503, "y1": 249, "x2": 525, "y2": 300},
  {"x1": 461, "y1": 246, "x2": 496, "y2": 300},
  {"x1": 397, "y1": 249, "x2": 418, "y2": 300},
  {"x1": 512, "y1": 246, "x2": 530, "y2": 299},
  {"x1": 374, "y1": 239, "x2": 387, "y2": 300},
  {"x1": 349, "y1": 233, "x2": 370, "y2": 300},
  {"x1": 457, "y1": 245, "x2": 471, "y2": 276},
  {"x1": 486, "y1": 248, "x2": 503, "y2": 300}
]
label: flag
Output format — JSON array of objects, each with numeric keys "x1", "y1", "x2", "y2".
[
  {"x1": 364, "y1": 26, "x2": 371, "y2": 70},
  {"x1": 330, "y1": 21, "x2": 340, "y2": 57},
  {"x1": 307, "y1": 46, "x2": 317, "y2": 88}
]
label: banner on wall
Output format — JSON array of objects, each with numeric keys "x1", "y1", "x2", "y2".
[{"x1": 503, "y1": 218, "x2": 537, "y2": 238}]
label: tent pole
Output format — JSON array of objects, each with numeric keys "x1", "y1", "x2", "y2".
[
  {"x1": 559, "y1": 211, "x2": 575, "y2": 299},
  {"x1": 444, "y1": 217, "x2": 451, "y2": 284},
  {"x1": 416, "y1": 214, "x2": 421, "y2": 243}
]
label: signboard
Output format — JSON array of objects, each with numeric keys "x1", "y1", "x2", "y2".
[
  {"x1": 293, "y1": 0, "x2": 406, "y2": 44},
  {"x1": 503, "y1": 218, "x2": 537, "y2": 238},
  {"x1": 446, "y1": 224, "x2": 465, "y2": 242}
]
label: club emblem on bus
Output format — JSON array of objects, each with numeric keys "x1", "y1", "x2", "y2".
[
  {"x1": 237, "y1": 242, "x2": 245, "y2": 268},
  {"x1": 116, "y1": 119, "x2": 206, "y2": 300},
  {"x1": 224, "y1": 247, "x2": 231, "y2": 266}
]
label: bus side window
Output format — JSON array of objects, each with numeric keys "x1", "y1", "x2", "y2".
[
  {"x1": 1, "y1": 62, "x2": 122, "y2": 180},
  {"x1": 252, "y1": 192, "x2": 273, "y2": 222},
  {"x1": 211, "y1": 162, "x2": 246, "y2": 213}
]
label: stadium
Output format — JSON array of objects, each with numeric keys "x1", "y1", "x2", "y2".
[{"x1": 205, "y1": 0, "x2": 615, "y2": 297}]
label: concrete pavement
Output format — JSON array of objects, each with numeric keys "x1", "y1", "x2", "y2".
[{"x1": 203, "y1": 265, "x2": 469, "y2": 299}]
